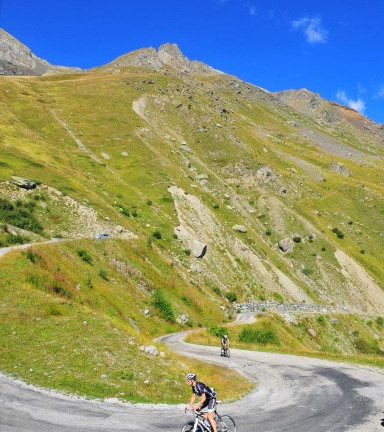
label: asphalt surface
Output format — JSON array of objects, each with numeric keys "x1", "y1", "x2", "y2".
[{"x1": 1, "y1": 314, "x2": 384, "y2": 431}]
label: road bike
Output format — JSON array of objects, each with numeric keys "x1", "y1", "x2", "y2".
[
  {"x1": 221, "y1": 347, "x2": 230, "y2": 358},
  {"x1": 181, "y1": 404, "x2": 236, "y2": 432}
]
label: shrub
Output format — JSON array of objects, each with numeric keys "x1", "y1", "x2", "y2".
[
  {"x1": 152, "y1": 229, "x2": 162, "y2": 239},
  {"x1": 293, "y1": 236, "x2": 301, "y2": 243},
  {"x1": 185, "y1": 319, "x2": 193, "y2": 328},
  {"x1": 151, "y1": 288, "x2": 175, "y2": 323},
  {"x1": 273, "y1": 292, "x2": 284, "y2": 303},
  {"x1": 355, "y1": 338, "x2": 379, "y2": 354},
  {"x1": 238, "y1": 325, "x2": 279, "y2": 345},
  {"x1": 117, "y1": 370, "x2": 134, "y2": 380},
  {"x1": 213, "y1": 286, "x2": 221, "y2": 296},
  {"x1": 376, "y1": 317, "x2": 384, "y2": 326},
  {"x1": 360, "y1": 249, "x2": 365, "y2": 254},
  {"x1": 317, "y1": 315, "x2": 326, "y2": 325},
  {"x1": 209, "y1": 325, "x2": 226, "y2": 338},
  {"x1": 332, "y1": 227, "x2": 344, "y2": 238},
  {"x1": 212, "y1": 203, "x2": 220, "y2": 209},
  {"x1": 46, "y1": 305, "x2": 62, "y2": 316},
  {"x1": 0, "y1": 197, "x2": 43, "y2": 234},
  {"x1": 225, "y1": 291, "x2": 237, "y2": 302},
  {"x1": 6, "y1": 233, "x2": 30, "y2": 245},
  {"x1": 99, "y1": 269, "x2": 108, "y2": 280},
  {"x1": 131, "y1": 209, "x2": 138, "y2": 217},
  {"x1": 77, "y1": 249, "x2": 93, "y2": 264},
  {"x1": 302, "y1": 268, "x2": 314, "y2": 276},
  {"x1": 184, "y1": 249, "x2": 191, "y2": 256},
  {"x1": 24, "y1": 248, "x2": 42, "y2": 264},
  {"x1": 265, "y1": 229, "x2": 272, "y2": 236},
  {"x1": 181, "y1": 295, "x2": 193, "y2": 306},
  {"x1": 146, "y1": 199, "x2": 153, "y2": 205}
]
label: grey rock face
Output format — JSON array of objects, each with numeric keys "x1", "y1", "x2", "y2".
[
  {"x1": 0, "y1": 28, "x2": 80, "y2": 76},
  {"x1": 233, "y1": 224, "x2": 247, "y2": 233},
  {"x1": 329, "y1": 161, "x2": 349, "y2": 176},
  {"x1": 144, "y1": 345, "x2": 158, "y2": 356},
  {"x1": 107, "y1": 42, "x2": 222, "y2": 75},
  {"x1": 278, "y1": 238, "x2": 294, "y2": 253},
  {"x1": 11, "y1": 176, "x2": 36, "y2": 190},
  {"x1": 190, "y1": 238, "x2": 207, "y2": 258}
]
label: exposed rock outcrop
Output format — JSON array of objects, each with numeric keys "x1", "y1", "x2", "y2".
[
  {"x1": 0, "y1": 28, "x2": 80, "y2": 76},
  {"x1": 107, "y1": 42, "x2": 222, "y2": 75}
]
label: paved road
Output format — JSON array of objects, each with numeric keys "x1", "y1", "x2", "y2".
[
  {"x1": 0, "y1": 238, "x2": 67, "y2": 258},
  {"x1": 1, "y1": 314, "x2": 384, "y2": 431}
]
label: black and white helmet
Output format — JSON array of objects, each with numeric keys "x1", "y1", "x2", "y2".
[
  {"x1": 223, "y1": 335, "x2": 228, "y2": 339},
  {"x1": 186, "y1": 373, "x2": 196, "y2": 380}
]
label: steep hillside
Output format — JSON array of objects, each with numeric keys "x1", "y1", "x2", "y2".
[
  {"x1": 1, "y1": 38, "x2": 384, "y2": 399},
  {"x1": 0, "y1": 28, "x2": 80, "y2": 76}
]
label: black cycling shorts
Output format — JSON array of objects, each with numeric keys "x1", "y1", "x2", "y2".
[{"x1": 200, "y1": 398, "x2": 216, "y2": 413}]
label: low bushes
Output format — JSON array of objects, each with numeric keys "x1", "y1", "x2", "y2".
[
  {"x1": 238, "y1": 325, "x2": 279, "y2": 345},
  {"x1": 151, "y1": 288, "x2": 175, "y2": 323}
]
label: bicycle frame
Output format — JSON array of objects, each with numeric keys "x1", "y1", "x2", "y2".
[{"x1": 185, "y1": 409, "x2": 214, "y2": 431}]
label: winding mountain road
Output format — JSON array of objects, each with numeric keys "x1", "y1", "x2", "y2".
[{"x1": 1, "y1": 314, "x2": 384, "y2": 431}]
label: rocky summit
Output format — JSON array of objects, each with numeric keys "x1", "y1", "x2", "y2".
[
  {"x1": 106, "y1": 42, "x2": 222, "y2": 74},
  {"x1": 0, "y1": 28, "x2": 80, "y2": 76}
]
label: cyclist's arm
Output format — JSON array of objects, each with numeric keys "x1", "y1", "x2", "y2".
[
  {"x1": 195, "y1": 393, "x2": 206, "y2": 410},
  {"x1": 186, "y1": 393, "x2": 196, "y2": 411}
]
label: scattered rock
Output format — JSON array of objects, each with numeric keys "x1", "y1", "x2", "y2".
[
  {"x1": 278, "y1": 238, "x2": 294, "y2": 253},
  {"x1": 190, "y1": 238, "x2": 207, "y2": 258},
  {"x1": 329, "y1": 161, "x2": 349, "y2": 176},
  {"x1": 11, "y1": 176, "x2": 36, "y2": 190},
  {"x1": 144, "y1": 345, "x2": 158, "y2": 356},
  {"x1": 101, "y1": 152, "x2": 111, "y2": 160},
  {"x1": 179, "y1": 145, "x2": 192, "y2": 153},
  {"x1": 307, "y1": 328, "x2": 316, "y2": 337},
  {"x1": 232, "y1": 224, "x2": 247, "y2": 233}
]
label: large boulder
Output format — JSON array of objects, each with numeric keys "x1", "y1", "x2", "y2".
[
  {"x1": 232, "y1": 224, "x2": 247, "y2": 233},
  {"x1": 11, "y1": 176, "x2": 36, "y2": 190},
  {"x1": 329, "y1": 161, "x2": 349, "y2": 176},
  {"x1": 278, "y1": 238, "x2": 294, "y2": 253},
  {"x1": 190, "y1": 238, "x2": 207, "y2": 258}
]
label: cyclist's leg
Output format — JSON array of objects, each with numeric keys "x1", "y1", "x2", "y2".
[{"x1": 207, "y1": 399, "x2": 217, "y2": 432}]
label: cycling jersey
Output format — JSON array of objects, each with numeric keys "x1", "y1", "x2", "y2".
[
  {"x1": 193, "y1": 382, "x2": 217, "y2": 400},
  {"x1": 221, "y1": 337, "x2": 229, "y2": 346}
]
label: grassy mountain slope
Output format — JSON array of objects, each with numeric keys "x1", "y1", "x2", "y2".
[{"x1": 1, "y1": 55, "x2": 384, "y2": 399}]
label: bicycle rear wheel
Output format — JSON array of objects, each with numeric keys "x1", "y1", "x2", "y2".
[{"x1": 217, "y1": 415, "x2": 236, "y2": 432}]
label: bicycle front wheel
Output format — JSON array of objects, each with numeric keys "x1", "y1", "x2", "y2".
[
  {"x1": 217, "y1": 415, "x2": 236, "y2": 432},
  {"x1": 226, "y1": 349, "x2": 230, "y2": 358},
  {"x1": 181, "y1": 420, "x2": 203, "y2": 432}
]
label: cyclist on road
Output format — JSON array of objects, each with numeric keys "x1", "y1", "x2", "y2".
[
  {"x1": 221, "y1": 334, "x2": 229, "y2": 356},
  {"x1": 185, "y1": 373, "x2": 218, "y2": 432}
]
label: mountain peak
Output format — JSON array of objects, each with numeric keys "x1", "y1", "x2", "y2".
[
  {"x1": 107, "y1": 42, "x2": 222, "y2": 75},
  {"x1": 0, "y1": 28, "x2": 81, "y2": 76}
]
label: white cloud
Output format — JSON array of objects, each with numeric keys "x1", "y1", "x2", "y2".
[
  {"x1": 374, "y1": 84, "x2": 384, "y2": 99},
  {"x1": 249, "y1": 5, "x2": 256, "y2": 16},
  {"x1": 336, "y1": 90, "x2": 366, "y2": 113},
  {"x1": 292, "y1": 16, "x2": 329, "y2": 44}
]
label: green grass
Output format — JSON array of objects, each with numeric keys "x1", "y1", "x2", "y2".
[{"x1": 0, "y1": 65, "x2": 384, "y2": 401}]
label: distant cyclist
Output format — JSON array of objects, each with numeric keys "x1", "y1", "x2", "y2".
[
  {"x1": 221, "y1": 334, "x2": 230, "y2": 356},
  {"x1": 185, "y1": 373, "x2": 218, "y2": 432}
]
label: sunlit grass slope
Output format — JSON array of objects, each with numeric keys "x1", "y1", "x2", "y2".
[{"x1": 0, "y1": 238, "x2": 253, "y2": 402}]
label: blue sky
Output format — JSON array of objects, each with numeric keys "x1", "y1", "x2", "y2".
[{"x1": 1, "y1": 0, "x2": 383, "y2": 123}]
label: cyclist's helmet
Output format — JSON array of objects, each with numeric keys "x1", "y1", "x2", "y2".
[
  {"x1": 223, "y1": 335, "x2": 228, "y2": 339},
  {"x1": 186, "y1": 373, "x2": 196, "y2": 381}
]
